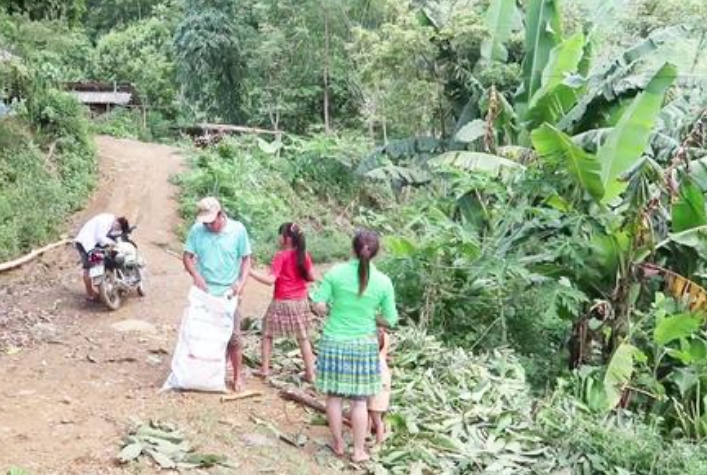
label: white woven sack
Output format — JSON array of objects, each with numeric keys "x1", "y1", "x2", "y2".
[{"x1": 162, "y1": 286, "x2": 236, "y2": 392}]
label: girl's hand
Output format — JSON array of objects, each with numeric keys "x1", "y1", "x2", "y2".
[{"x1": 312, "y1": 301, "x2": 328, "y2": 316}]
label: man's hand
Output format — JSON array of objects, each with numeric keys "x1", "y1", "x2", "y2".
[
  {"x1": 193, "y1": 274, "x2": 207, "y2": 291},
  {"x1": 232, "y1": 279, "x2": 246, "y2": 296},
  {"x1": 183, "y1": 251, "x2": 207, "y2": 291},
  {"x1": 233, "y1": 255, "x2": 252, "y2": 296}
]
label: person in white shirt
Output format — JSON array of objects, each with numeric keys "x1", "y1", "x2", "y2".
[{"x1": 74, "y1": 213, "x2": 130, "y2": 300}]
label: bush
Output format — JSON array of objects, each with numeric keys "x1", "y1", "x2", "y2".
[
  {"x1": 91, "y1": 108, "x2": 143, "y2": 139},
  {"x1": 91, "y1": 108, "x2": 178, "y2": 142},
  {"x1": 174, "y1": 135, "x2": 360, "y2": 263},
  {"x1": 537, "y1": 395, "x2": 707, "y2": 474},
  {"x1": 0, "y1": 88, "x2": 96, "y2": 262}
]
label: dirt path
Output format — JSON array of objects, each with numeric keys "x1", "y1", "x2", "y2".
[{"x1": 0, "y1": 137, "x2": 344, "y2": 475}]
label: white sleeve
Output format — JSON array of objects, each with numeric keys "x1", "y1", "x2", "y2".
[{"x1": 95, "y1": 215, "x2": 116, "y2": 246}]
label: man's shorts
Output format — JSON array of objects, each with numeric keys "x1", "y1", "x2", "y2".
[{"x1": 75, "y1": 243, "x2": 91, "y2": 269}]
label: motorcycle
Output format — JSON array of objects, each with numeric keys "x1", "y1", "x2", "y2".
[{"x1": 87, "y1": 226, "x2": 146, "y2": 310}]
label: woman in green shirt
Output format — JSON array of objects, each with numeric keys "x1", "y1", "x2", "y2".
[{"x1": 311, "y1": 230, "x2": 398, "y2": 463}]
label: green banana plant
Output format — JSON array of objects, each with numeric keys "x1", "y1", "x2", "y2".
[
  {"x1": 524, "y1": 32, "x2": 586, "y2": 129},
  {"x1": 481, "y1": 0, "x2": 522, "y2": 62},
  {"x1": 515, "y1": 0, "x2": 562, "y2": 114},
  {"x1": 598, "y1": 63, "x2": 678, "y2": 204},
  {"x1": 531, "y1": 63, "x2": 677, "y2": 205}
]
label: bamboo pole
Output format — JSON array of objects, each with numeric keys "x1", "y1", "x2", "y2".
[
  {"x1": 220, "y1": 390, "x2": 263, "y2": 402},
  {"x1": 0, "y1": 239, "x2": 71, "y2": 273}
]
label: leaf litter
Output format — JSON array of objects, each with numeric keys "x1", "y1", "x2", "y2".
[{"x1": 117, "y1": 420, "x2": 234, "y2": 470}]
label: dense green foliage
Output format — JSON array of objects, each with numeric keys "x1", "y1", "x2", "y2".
[
  {"x1": 0, "y1": 78, "x2": 95, "y2": 260},
  {"x1": 4, "y1": 0, "x2": 707, "y2": 472}
]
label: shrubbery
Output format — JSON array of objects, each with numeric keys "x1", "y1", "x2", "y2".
[
  {"x1": 174, "y1": 134, "x2": 371, "y2": 263},
  {"x1": 0, "y1": 88, "x2": 95, "y2": 261}
]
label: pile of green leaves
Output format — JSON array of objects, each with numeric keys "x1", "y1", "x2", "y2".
[
  {"x1": 371, "y1": 327, "x2": 707, "y2": 474},
  {"x1": 373, "y1": 327, "x2": 552, "y2": 474},
  {"x1": 117, "y1": 420, "x2": 232, "y2": 470}
]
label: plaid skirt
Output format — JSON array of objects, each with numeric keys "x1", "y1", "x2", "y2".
[
  {"x1": 263, "y1": 298, "x2": 313, "y2": 339},
  {"x1": 316, "y1": 335, "x2": 381, "y2": 397}
]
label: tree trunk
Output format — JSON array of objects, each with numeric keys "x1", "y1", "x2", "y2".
[{"x1": 322, "y1": 0, "x2": 331, "y2": 134}]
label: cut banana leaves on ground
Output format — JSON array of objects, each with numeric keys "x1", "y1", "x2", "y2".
[
  {"x1": 117, "y1": 420, "x2": 233, "y2": 469},
  {"x1": 369, "y1": 327, "x2": 557, "y2": 474}
]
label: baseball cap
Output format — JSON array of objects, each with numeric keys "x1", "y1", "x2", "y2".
[{"x1": 196, "y1": 197, "x2": 221, "y2": 224}]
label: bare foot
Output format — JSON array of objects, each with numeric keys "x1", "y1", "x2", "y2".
[
  {"x1": 375, "y1": 430, "x2": 387, "y2": 445},
  {"x1": 253, "y1": 369, "x2": 270, "y2": 379},
  {"x1": 327, "y1": 440, "x2": 345, "y2": 457},
  {"x1": 231, "y1": 377, "x2": 245, "y2": 393},
  {"x1": 351, "y1": 451, "x2": 370, "y2": 463},
  {"x1": 299, "y1": 371, "x2": 315, "y2": 384}
]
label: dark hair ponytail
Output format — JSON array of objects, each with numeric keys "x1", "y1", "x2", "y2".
[
  {"x1": 353, "y1": 230, "x2": 380, "y2": 295},
  {"x1": 279, "y1": 222, "x2": 311, "y2": 281}
]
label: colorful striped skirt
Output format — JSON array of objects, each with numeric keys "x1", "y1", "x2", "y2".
[
  {"x1": 316, "y1": 335, "x2": 381, "y2": 397},
  {"x1": 262, "y1": 298, "x2": 313, "y2": 339}
]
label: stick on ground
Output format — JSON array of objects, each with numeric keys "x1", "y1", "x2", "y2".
[
  {"x1": 279, "y1": 388, "x2": 352, "y2": 427},
  {"x1": 220, "y1": 390, "x2": 263, "y2": 402}
]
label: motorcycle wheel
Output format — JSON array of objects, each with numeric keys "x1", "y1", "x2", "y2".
[{"x1": 99, "y1": 271, "x2": 122, "y2": 310}]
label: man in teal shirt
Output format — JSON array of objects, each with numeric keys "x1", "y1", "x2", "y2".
[{"x1": 183, "y1": 197, "x2": 252, "y2": 392}]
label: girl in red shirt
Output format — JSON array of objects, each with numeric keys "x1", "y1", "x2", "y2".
[{"x1": 250, "y1": 222, "x2": 316, "y2": 382}]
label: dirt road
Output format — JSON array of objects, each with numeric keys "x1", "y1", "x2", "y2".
[{"x1": 0, "y1": 137, "x2": 342, "y2": 474}]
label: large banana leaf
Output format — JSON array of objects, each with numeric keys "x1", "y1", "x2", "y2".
[
  {"x1": 664, "y1": 224, "x2": 707, "y2": 260},
  {"x1": 597, "y1": 62, "x2": 678, "y2": 204},
  {"x1": 572, "y1": 127, "x2": 612, "y2": 153},
  {"x1": 355, "y1": 137, "x2": 446, "y2": 176},
  {"x1": 672, "y1": 178, "x2": 707, "y2": 233},
  {"x1": 481, "y1": 0, "x2": 522, "y2": 62},
  {"x1": 558, "y1": 26, "x2": 686, "y2": 133},
  {"x1": 431, "y1": 151, "x2": 525, "y2": 175},
  {"x1": 654, "y1": 313, "x2": 703, "y2": 346},
  {"x1": 603, "y1": 343, "x2": 637, "y2": 411},
  {"x1": 454, "y1": 119, "x2": 486, "y2": 143},
  {"x1": 365, "y1": 165, "x2": 433, "y2": 185},
  {"x1": 516, "y1": 0, "x2": 562, "y2": 109},
  {"x1": 525, "y1": 32, "x2": 586, "y2": 127},
  {"x1": 531, "y1": 124, "x2": 604, "y2": 201},
  {"x1": 688, "y1": 157, "x2": 707, "y2": 191}
]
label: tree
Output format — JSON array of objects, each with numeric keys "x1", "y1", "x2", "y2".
[
  {"x1": 2, "y1": 0, "x2": 86, "y2": 26},
  {"x1": 93, "y1": 15, "x2": 176, "y2": 113},
  {"x1": 0, "y1": 11, "x2": 93, "y2": 83},
  {"x1": 83, "y1": 0, "x2": 169, "y2": 37},
  {"x1": 173, "y1": 0, "x2": 249, "y2": 123}
]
